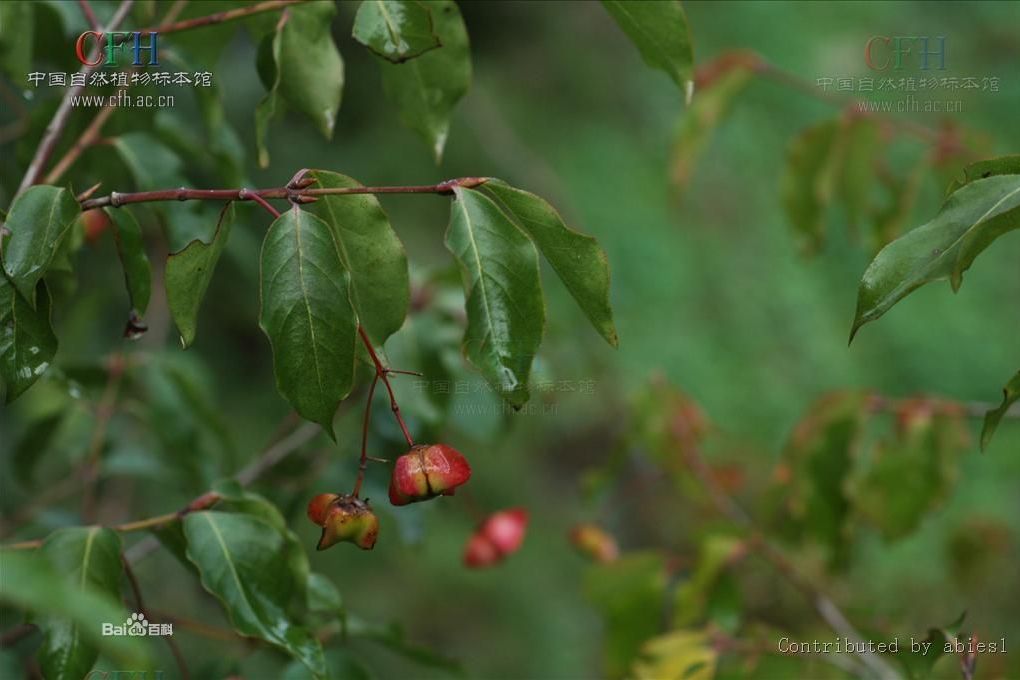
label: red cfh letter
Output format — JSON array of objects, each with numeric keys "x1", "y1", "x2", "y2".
[
  {"x1": 865, "y1": 36, "x2": 890, "y2": 70},
  {"x1": 75, "y1": 31, "x2": 104, "y2": 66}
]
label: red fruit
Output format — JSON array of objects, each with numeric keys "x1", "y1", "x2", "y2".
[
  {"x1": 464, "y1": 533, "x2": 500, "y2": 567},
  {"x1": 314, "y1": 495, "x2": 379, "y2": 551},
  {"x1": 389, "y1": 443, "x2": 471, "y2": 506},
  {"x1": 463, "y1": 507, "x2": 529, "y2": 568},
  {"x1": 483, "y1": 508, "x2": 528, "y2": 554},
  {"x1": 80, "y1": 209, "x2": 111, "y2": 244},
  {"x1": 569, "y1": 523, "x2": 619, "y2": 563},
  {"x1": 307, "y1": 493, "x2": 340, "y2": 526}
]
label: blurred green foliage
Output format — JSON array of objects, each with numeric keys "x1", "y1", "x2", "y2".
[{"x1": 2, "y1": 1, "x2": 1019, "y2": 678}]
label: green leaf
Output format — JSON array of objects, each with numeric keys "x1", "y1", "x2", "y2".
[
  {"x1": 850, "y1": 174, "x2": 1020, "y2": 341},
  {"x1": 839, "y1": 117, "x2": 880, "y2": 229},
  {"x1": 346, "y1": 616, "x2": 463, "y2": 674},
  {"x1": 982, "y1": 371, "x2": 1020, "y2": 451},
  {"x1": 306, "y1": 170, "x2": 410, "y2": 344},
  {"x1": 111, "y1": 132, "x2": 186, "y2": 192},
  {"x1": 378, "y1": 0, "x2": 471, "y2": 162},
  {"x1": 778, "y1": 391, "x2": 867, "y2": 563},
  {"x1": 108, "y1": 208, "x2": 152, "y2": 315},
  {"x1": 353, "y1": 0, "x2": 440, "y2": 63},
  {"x1": 307, "y1": 573, "x2": 343, "y2": 617},
  {"x1": 255, "y1": 1, "x2": 344, "y2": 168},
  {"x1": 671, "y1": 64, "x2": 754, "y2": 190},
  {"x1": 631, "y1": 629, "x2": 717, "y2": 680},
  {"x1": 780, "y1": 120, "x2": 840, "y2": 254},
  {"x1": 1, "y1": 185, "x2": 81, "y2": 306},
  {"x1": 11, "y1": 411, "x2": 64, "y2": 485},
  {"x1": 0, "y1": 550, "x2": 145, "y2": 671},
  {"x1": 945, "y1": 155, "x2": 1020, "y2": 194},
  {"x1": 481, "y1": 179, "x2": 617, "y2": 347},
  {"x1": 584, "y1": 552, "x2": 668, "y2": 678},
  {"x1": 855, "y1": 402, "x2": 969, "y2": 540},
  {"x1": 0, "y1": 2, "x2": 33, "y2": 81},
  {"x1": 138, "y1": 355, "x2": 233, "y2": 488},
  {"x1": 0, "y1": 275, "x2": 57, "y2": 402},
  {"x1": 259, "y1": 206, "x2": 358, "y2": 436},
  {"x1": 183, "y1": 511, "x2": 326, "y2": 678},
  {"x1": 111, "y1": 132, "x2": 221, "y2": 250},
  {"x1": 673, "y1": 536, "x2": 742, "y2": 628},
  {"x1": 602, "y1": 0, "x2": 694, "y2": 102},
  {"x1": 283, "y1": 649, "x2": 372, "y2": 680},
  {"x1": 445, "y1": 187, "x2": 544, "y2": 407},
  {"x1": 871, "y1": 155, "x2": 926, "y2": 250},
  {"x1": 892, "y1": 613, "x2": 966, "y2": 680},
  {"x1": 37, "y1": 528, "x2": 125, "y2": 680},
  {"x1": 166, "y1": 203, "x2": 235, "y2": 348}
]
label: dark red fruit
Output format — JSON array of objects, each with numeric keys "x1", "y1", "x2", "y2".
[
  {"x1": 464, "y1": 508, "x2": 529, "y2": 568},
  {"x1": 389, "y1": 443, "x2": 471, "y2": 506}
]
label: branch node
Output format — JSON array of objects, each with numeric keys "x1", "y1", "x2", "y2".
[
  {"x1": 176, "y1": 187, "x2": 188, "y2": 201},
  {"x1": 110, "y1": 191, "x2": 121, "y2": 207},
  {"x1": 287, "y1": 168, "x2": 313, "y2": 189}
]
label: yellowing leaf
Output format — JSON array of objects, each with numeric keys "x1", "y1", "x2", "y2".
[{"x1": 632, "y1": 629, "x2": 717, "y2": 680}]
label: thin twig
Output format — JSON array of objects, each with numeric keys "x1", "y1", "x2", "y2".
[
  {"x1": 42, "y1": 103, "x2": 116, "y2": 185},
  {"x1": 77, "y1": 0, "x2": 101, "y2": 31},
  {"x1": 241, "y1": 189, "x2": 282, "y2": 219},
  {"x1": 0, "y1": 476, "x2": 81, "y2": 538},
  {"x1": 16, "y1": 0, "x2": 134, "y2": 195},
  {"x1": 160, "y1": 0, "x2": 189, "y2": 26},
  {"x1": 4, "y1": 493, "x2": 222, "y2": 550},
  {"x1": 235, "y1": 421, "x2": 320, "y2": 486},
  {"x1": 756, "y1": 59, "x2": 940, "y2": 144},
  {"x1": 145, "y1": 0, "x2": 306, "y2": 35},
  {"x1": 124, "y1": 417, "x2": 320, "y2": 563},
  {"x1": 148, "y1": 610, "x2": 245, "y2": 643},
  {"x1": 81, "y1": 354, "x2": 127, "y2": 522},
  {"x1": 123, "y1": 558, "x2": 190, "y2": 680},
  {"x1": 672, "y1": 420, "x2": 901, "y2": 680},
  {"x1": 353, "y1": 373, "x2": 381, "y2": 498},
  {"x1": 0, "y1": 80, "x2": 27, "y2": 119},
  {"x1": 80, "y1": 177, "x2": 489, "y2": 211},
  {"x1": 358, "y1": 325, "x2": 415, "y2": 449},
  {"x1": 867, "y1": 393, "x2": 1020, "y2": 421},
  {"x1": 0, "y1": 624, "x2": 36, "y2": 648},
  {"x1": 712, "y1": 629, "x2": 865, "y2": 677}
]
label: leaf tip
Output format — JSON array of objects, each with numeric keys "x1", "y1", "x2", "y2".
[{"x1": 848, "y1": 320, "x2": 863, "y2": 346}]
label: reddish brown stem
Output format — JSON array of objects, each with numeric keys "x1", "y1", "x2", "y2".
[
  {"x1": 352, "y1": 373, "x2": 380, "y2": 498},
  {"x1": 15, "y1": 0, "x2": 134, "y2": 194},
  {"x1": 145, "y1": 0, "x2": 306, "y2": 35},
  {"x1": 4, "y1": 492, "x2": 222, "y2": 550},
  {"x1": 43, "y1": 104, "x2": 116, "y2": 185},
  {"x1": 81, "y1": 353, "x2": 126, "y2": 522},
  {"x1": 78, "y1": 0, "x2": 101, "y2": 31},
  {"x1": 79, "y1": 178, "x2": 488, "y2": 211},
  {"x1": 242, "y1": 189, "x2": 281, "y2": 219},
  {"x1": 123, "y1": 557, "x2": 190, "y2": 680},
  {"x1": 358, "y1": 326, "x2": 415, "y2": 449}
]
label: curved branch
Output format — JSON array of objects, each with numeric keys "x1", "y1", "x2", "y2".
[{"x1": 16, "y1": 0, "x2": 135, "y2": 195}]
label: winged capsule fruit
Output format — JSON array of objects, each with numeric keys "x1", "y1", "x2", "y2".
[
  {"x1": 307, "y1": 493, "x2": 379, "y2": 551},
  {"x1": 569, "y1": 523, "x2": 620, "y2": 563},
  {"x1": 464, "y1": 508, "x2": 529, "y2": 568},
  {"x1": 307, "y1": 493, "x2": 340, "y2": 526},
  {"x1": 389, "y1": 443, "x2": 472, "y2": 506}
]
